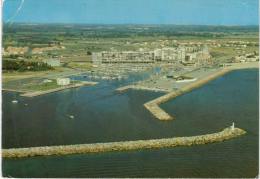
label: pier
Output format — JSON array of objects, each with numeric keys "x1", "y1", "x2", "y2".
[{"x1": 2, "y1": 127, "x2": 246, "y2": 158}]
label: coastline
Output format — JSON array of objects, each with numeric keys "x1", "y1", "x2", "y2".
[
  {"x1": 3, "y1": 81, "x2": 98, "y2": 98},
  {"x1": 2, "y1": 127, "x2": 246, "y2": 158}
]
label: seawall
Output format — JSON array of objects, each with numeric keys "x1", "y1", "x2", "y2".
[{"x1": 2, "y1": 127, "x2": 246, "y2": 158}]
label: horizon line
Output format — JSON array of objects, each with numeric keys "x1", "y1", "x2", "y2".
[{"x1": 3, "y1": 22, "x2": 259, "y2": 27}]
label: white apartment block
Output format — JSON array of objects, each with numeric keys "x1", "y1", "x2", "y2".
[{"x1": 92, "y1": 45, "x2": 211, "y2": 65}]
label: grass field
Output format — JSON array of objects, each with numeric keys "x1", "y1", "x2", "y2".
[{"x1": 24, "y1": 81, "x2": 60, "y2": 91}]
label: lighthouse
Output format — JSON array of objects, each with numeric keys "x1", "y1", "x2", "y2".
[{"x1": 231, "y1": 122, "x2": 235, "y2": 131}]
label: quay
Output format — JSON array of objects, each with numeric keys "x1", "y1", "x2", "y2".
[
  {"x1": 2, "y1": 127, "x2": 246, "y2": 158},
  {"x1": 20, "y1": 81, "x2": 98, "y2": 97}
]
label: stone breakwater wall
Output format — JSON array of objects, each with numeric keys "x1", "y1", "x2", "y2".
[
  {"x1": 116, "y1": 85, "x2": 170, "y2": 93},
  {"x1": 20, "y1": 81, "x2": 98, "y2": 97},
  {"x1": 144, "y1": 68, "x2": 231, "y2": 120},
  {"x1": 2, "y1": 127, "x2": 246, "y2": 158}
]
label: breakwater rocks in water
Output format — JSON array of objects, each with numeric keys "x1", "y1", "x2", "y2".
[
  {"x1": 116, "y1": 85, "x2": 170, "y2": 93},
  {"x1": 144, "y1": 68, "x2": 231, "y2": 120},
  {"x1": 2, "y1": 127, "x2": 246, "y2": 158}
]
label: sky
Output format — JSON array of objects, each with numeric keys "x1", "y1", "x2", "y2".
[{"x1": 3, "y1": 0, "x2": 259, "y2": 25}]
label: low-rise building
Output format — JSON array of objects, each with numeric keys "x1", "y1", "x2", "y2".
[
  {"x1": 92, "y1": 45, "x2": 211, "y2": 65},
  {"x1": 3, "y1": 46, "x2": 29, "y2": 56},
  {"x1": 154, "y1": 47, "x2": 185, "y2": 62},
  {"x1": 43, "y1": 79, "x2": 53, "y2": 83},
  {"x1": 43, "y1": 59, "x2": 61, "y2": 67},
  {"x1": 92, "y1": 51, "x2": 155, "y2": 64},
  {"x1": 235, "y1": 53, "x2": 259, "y2": 63},
  {"x1": 56, "y1": 78, "x2": 70, "y2": 86}
]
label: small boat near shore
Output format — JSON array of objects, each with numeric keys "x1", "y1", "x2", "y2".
[
  {"x1": 69, "y1": 115, "x2": 75, "y2": 119},
  {"x1": 12, "y1": 100, "x2": 18, "y2": 104}
]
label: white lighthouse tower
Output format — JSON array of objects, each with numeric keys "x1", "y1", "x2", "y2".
[{"x1": 231, "y1": 122, "x2": 235, "y2": 131}]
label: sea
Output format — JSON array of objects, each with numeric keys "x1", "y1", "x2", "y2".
[{"x1": 2, "y1": 69, "x2": 259, "y2": 178}]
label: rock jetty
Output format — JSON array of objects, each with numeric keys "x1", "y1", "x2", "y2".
[
  {"x1": 2, "y1": 127, "x2": 246, "y2": 158},
  {"x1": 144, "y1": 68, "x2": 231, "y2": 120},
  {"x1": 116, "y1": 85, "x2": 170, "y2": 93}
]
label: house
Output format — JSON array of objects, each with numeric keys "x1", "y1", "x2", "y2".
[
  {"x1": 43, "y1": 59, "x2": 61, "y2": 67},
  {"x1": 56, "y1": 78, "x2": 70, "y2": 86}
]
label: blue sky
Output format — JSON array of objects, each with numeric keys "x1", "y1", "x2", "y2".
[{"x1": 3, "y1": 0, "x2": 259, "y2": 25}]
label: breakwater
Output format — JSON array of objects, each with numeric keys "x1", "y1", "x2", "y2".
[
  {"x1": 2, "y1": 127, "x2": 246, "y2": 158},
  {"x1": 116, "y1": 85, "x2": 170, "y2": 93},
  {"x1": 144, "y1": 68, "x2": 232, "y2": 120},
  {"x1": 20, "y1": 81, "x2": 98, "y2": 97}
]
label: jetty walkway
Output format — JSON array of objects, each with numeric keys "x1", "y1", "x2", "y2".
[{"x1": 2, "y1": 127, "x2": 246, "y2": 158}]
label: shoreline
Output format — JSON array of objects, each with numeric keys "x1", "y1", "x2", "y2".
[
  {"x1": 2, "y1": 127, "x2": 246, "y2": 158},
  {"x1": 3, "y1": 81, "x2": 98, "y2": 98},
  {"x1": 2, "y1": 88, "x2": 29, "y2": 93},
  {"x1": 21, "y1": 81, "x2": 98, "y2": 97}
]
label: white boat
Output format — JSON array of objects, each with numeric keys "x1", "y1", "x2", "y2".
[
  {"x1": 12, "y1": 100, "x2": 18, "y2": 104},
  {"x1": 176, "y1": 78, "x2": 197, "y2": 83},
  {"x1": 69, "y1": 115, "x2": 74, "y2": 119}
]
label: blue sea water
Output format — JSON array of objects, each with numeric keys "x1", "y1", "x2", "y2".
[{"x1": 2, "y1": 69, "x2": 259, "y2": 178}]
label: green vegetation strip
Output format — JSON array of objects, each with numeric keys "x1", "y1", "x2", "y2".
[
  {"x1": 3, "y1": 60, "x2": 53, "y2": 72},
  {"x1": 2, "y1": 127, "x2": 246, "y2": 158}
]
